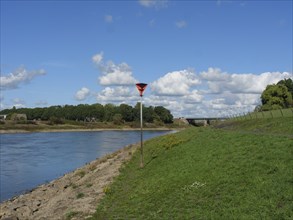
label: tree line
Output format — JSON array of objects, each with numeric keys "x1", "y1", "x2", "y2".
[
  {"x1": 256, "y1": 78, "x2": 293, "y2": 111},
  {"x1": 0, "y1": 103, "x2": 174, "y2": 124}
]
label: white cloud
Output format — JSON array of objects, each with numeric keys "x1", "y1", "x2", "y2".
[
  {"x1": 0, "y1": 67, "x2": 46, "y2": 90},
  {"x1": 92, "y1": 52, "x2": 103, "y2": 64},
  {"x1": 99, "y1": 67, "x2": 137, "y2": 86},
  {"x1": 145, "y1": 68, "x2": 291, "y2": 118},
  {"x1": 104, "y1": 15, "x2": 113, "y2": 23},
  {"x1": 183, "y1": 90, "x2": 203, "y2": 103},
  {"x1": 175, "y1": 20, "x2": 187, "y2": 28},
  {"x1": 91, "y1": 56, "x2": 293, "y2": 118},
  {"x1": 200, "y1": 67, "x2": 229, "y2": 81},
  {"x1": 151, "y1": 69, "x2": 200, "y2": 96},
  {"x1": 75, "y1": 87, "x2": 90, "y2": 101},
  {"x1": 138, "y1": 0, "x2": 168, "y2": 9},
  {"x1": 96, "y1": 86, "x2": 138, "y2": 104},
  {"x1": 201, "y1": 68, "x2": 291, "y2": 94},
  {"x1": 92, "y1": 52, "x2": 138, "y2": 86}
]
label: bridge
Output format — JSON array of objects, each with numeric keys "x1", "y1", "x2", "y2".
[{"x1": 185, "y1": 117, "x2": 227, "y2": 126}]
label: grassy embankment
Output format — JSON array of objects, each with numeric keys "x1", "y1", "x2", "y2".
[{"x1": 90, "y1": 117, "x2": 293, "y2": 219}]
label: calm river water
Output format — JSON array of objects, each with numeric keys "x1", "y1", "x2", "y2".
[{"x1": 0, "y1": 130, "x2": 172, "y2": 202}]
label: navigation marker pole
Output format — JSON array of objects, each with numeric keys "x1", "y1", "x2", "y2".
[{"x1": 136, "y1": 83, "x2": 148, "y2": 168}]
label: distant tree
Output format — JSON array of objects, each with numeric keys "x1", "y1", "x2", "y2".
[
  {"x1": 260, "y1": 84, "x2": 292, "y2": 111},
  {"x1": 119, "y1": 104, "x2": 134, "y2": 122},
  {"x1": 0, "y1": 102, "x2": 175, "y2": 124},
  {"x1": 143, "y1": 106, "x2": 157, "y2": 123},
  {"x1": 133, "y1": 103, "x2": 156, "y2": 123},
  {"x1": 113, "y1": 113, "x2": 123, "y2": 125},
  {"x1": 103, "y1": 104, "x2": 117, "y2": 122},
  {"x1": 154, "y1": 106, "x2": 173, "y2": 123},
  {"x1": 31, "y1": 108, "x2": 45, "y2": 120},
  {"x1": 92, "y1": 103, "x2": 104, "y2": 121}
]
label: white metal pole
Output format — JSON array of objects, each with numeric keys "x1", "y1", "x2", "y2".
[{"x1": 140, "y1": 96, "x2": 144, "y2": 168}]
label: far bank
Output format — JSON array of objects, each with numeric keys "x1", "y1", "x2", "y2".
[{"x1": 0, "y1": 119, "x2": 187, "y2": 134}]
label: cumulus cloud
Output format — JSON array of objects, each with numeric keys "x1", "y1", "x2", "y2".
[
  {"x1": 183, "y1": 90, "x2": 203, "y2": 103},
  {"x1": 0, "y1": 67, "x2": 46, "y2": 90},
  {"x1": 75, "y1": 87, "x2": 90, "y2": 101},
  {"x1": 138, "y1": 0, "x2": 168, "y2": 9},
  {"x1": 96, "y1": 86, "x2": 138, "y2": 103},
  {"x1": 200, "y1": 67, "x2": 229, "y2": 81},
  {"x1": 151, "y1": 69, "x2": 200, "y2": 96},
  {"x1": 146, "y1": 68, "x2": 291, "y2": 118},
  {"x1": 202, "y1": 69, "x2": 291, "y2": 94},
  {"x1": 92, "y1": 52, "x2": 138, "y2": 86},
  {"x1": 89, "y1": 55, "x2": 292, "y2": 118},
  {"x1": 175, "y1": 20, "x2": 187, "y2": 28}
]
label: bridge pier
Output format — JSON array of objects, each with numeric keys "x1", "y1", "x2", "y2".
[
  {"x1": 186, "y1": 119, "x2": 208, "y2": 126},
  {"x1": 185, "y1": 117, "x2": 226, "y2": 126}
]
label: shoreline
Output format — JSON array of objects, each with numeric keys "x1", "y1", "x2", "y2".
[
  {"x1": 0, "y1": 127, "x2": 177, "y2": 134},
  {"x1": 0, "y1": 143, "x2": 139, "y2": 219}
]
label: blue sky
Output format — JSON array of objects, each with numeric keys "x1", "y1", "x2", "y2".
[{"x1": 1, "y1": 0, "x2": 292, "y2": 117}]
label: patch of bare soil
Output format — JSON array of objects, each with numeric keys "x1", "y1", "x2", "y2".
[{"x1": 0, "y1": 144, "x2": 138, "y2": 220}]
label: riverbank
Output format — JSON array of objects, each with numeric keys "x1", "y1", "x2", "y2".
[
  {"x1": 0, "y1": 142, "x2": 138, "y2": 220},
  {"x1": 0, "y1": 127, "x2": 177, "y2": 134},
  {"x1": 0, "y1": 120, "x2": 186, "y2": 134}
]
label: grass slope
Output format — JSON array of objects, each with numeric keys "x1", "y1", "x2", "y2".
[
  {"x1": 214, "y1": 117, "x2": 293, "y2": 137},
  {"x1": 91, "y1": 118, "x2": 293, "y2": 219}
]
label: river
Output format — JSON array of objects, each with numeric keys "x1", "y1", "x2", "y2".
[{"x1": 0, "y1": 130, "x2": 172, "y2": 202}]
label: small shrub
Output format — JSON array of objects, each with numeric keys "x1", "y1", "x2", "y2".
[
  {"x1": 103, "y1": 186, "x2": 112, "y2": 195},
  {"x1": 48, "y1": 116, "x2": 64, "y2": 125},
  {"x1": 76, "y1": 170, "x2": 86, "y2": 178},
  {"x1": 86, "y1": 183, "x2": 93, "y2": 188},
  {"x1": 65, "y1": 211, "x2": 79, "y2": 220},
  {"x1": 70, "y1": 183, "x2": 78, "y2": 189},
  {"x1": 89, "y1": 164, "x2": 96, "y2": 171},
  {"x1": 76, "y1": 192, "x2": 85, "y2": 199}
]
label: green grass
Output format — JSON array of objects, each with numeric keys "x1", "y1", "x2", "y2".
[
  {"x1": 91, "y1": 118, "x2": 293, "y2": 219},
  {"x1": 235, "y1": 108, "x2": 293, "y2": 120},
  {"x1": 215, "y1": 117, "x2": 293, "y2": 136},
  {"x1": 65, "y1": 211, "x2": 80, "y2": 220}
]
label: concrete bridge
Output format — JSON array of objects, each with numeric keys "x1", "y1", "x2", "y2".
[{"x1": 185, "y1": 117, "x2": 227, "y2": 126}]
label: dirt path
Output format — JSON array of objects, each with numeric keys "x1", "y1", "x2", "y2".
[{"x1": 0, "y1": 144, "x2": 138, "y2": 220}]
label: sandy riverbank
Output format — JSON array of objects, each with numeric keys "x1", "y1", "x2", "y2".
[{"x1": 0, "y1": 143, "x2": 138, "y2": 220}]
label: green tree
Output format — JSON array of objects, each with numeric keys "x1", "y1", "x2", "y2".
[
  {"x1": 277, "y1": 78, "x2": 293, "y2": 97},
  {"x1": 143, "y1": 106, "x2": 156, "y2": 123},
  {"x1": 92, "y1": 103, "x2": 105, "y2": 122},
  {"x1": 113, "y1": 113, "x2": 123, "y2": 125},
  {"x1": 103, "y1": 104, "x2": 117, "y2": 122},
  {"x1": 119, "y1": 104, "x2": 134, "y2": 122},
  {"x1": 260, "y1": 84, "x2": 292, "y2": 111},
  {"x1": 154, "y1": 106, "x2": 173, "y2": 124},
  {"x1": 133, "y1": 102, "x2": 154, "y2": 123}
]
